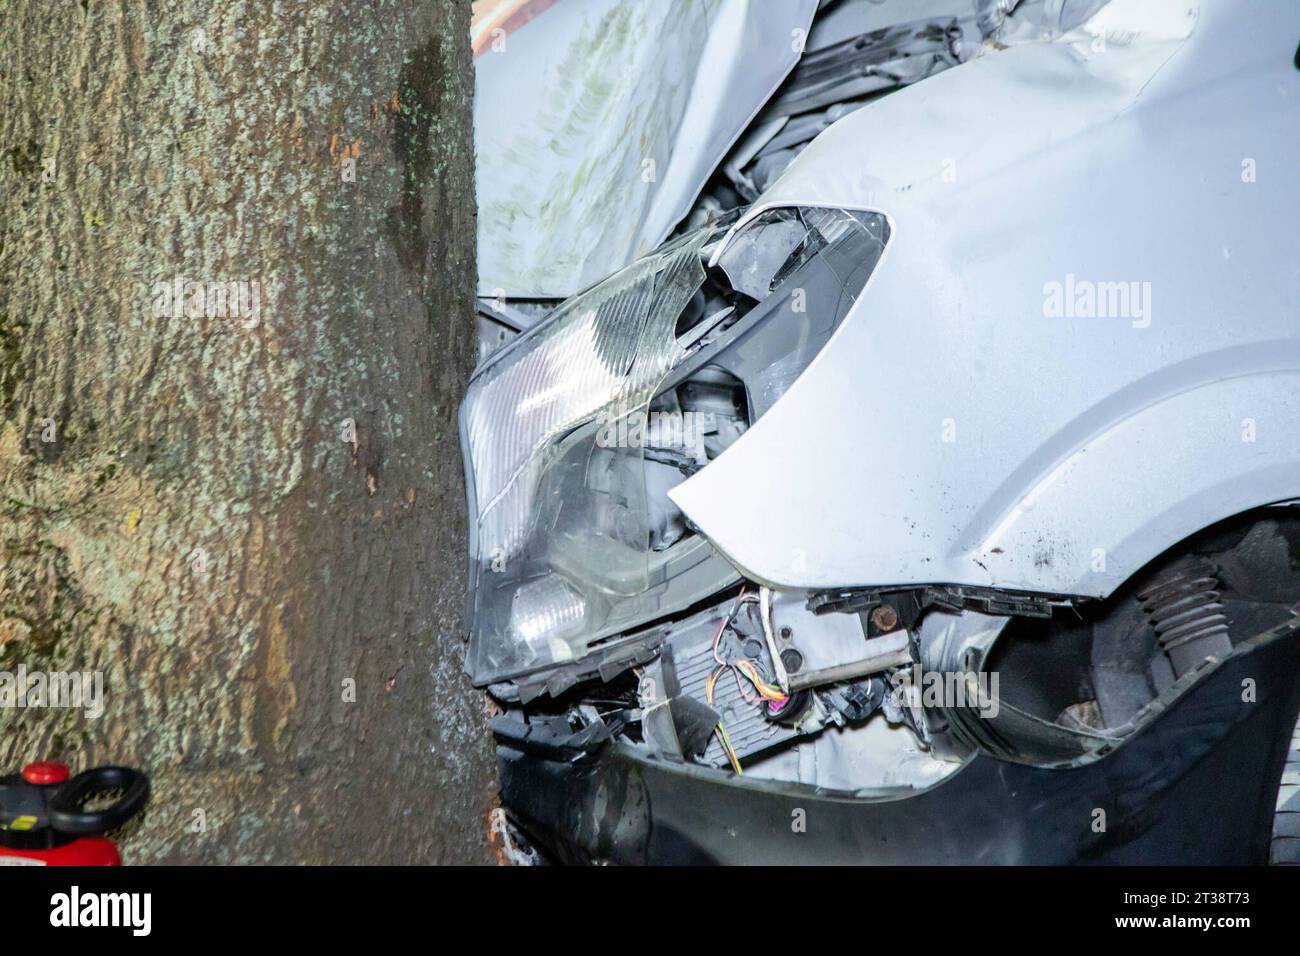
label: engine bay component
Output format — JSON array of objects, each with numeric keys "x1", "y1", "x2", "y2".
[
  {"x1": 786, "y1": 630, "x2": 912, "y2": 692},
  {"x1": 636, "y1": 588, "x2": 909, "y2": 770},
  {"x1": 1137, "y1": 557, "x2": 1233, "y2": 677}
]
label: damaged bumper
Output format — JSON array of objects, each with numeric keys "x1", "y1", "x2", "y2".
[{"x1": 495, "y1": 617, "x2": 1300, "y2": 864}]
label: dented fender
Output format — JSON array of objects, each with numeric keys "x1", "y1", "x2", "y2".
[{"x1": 670, "y1": 0, "x2": 1300, "y2": 599}]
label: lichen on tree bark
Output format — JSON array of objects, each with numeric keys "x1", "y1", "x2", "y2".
[{"x1": 0, "y1": 0, "x2": 493, "y2": 863}]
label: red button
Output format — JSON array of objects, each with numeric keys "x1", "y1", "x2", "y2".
[{"x1": 22, "y1": 761, "x2": 70, "y2": 785}]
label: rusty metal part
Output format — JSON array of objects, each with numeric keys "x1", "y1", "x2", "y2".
[{"x1": 870, "y1": 604, "x2": 900, "y2": 633}]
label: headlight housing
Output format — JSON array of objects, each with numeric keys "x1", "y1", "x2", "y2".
[{"x1": 461, "y1": 206, "x2": 890, "y2": 684}]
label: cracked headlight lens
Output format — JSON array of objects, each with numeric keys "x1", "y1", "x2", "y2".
[{"x1": 461, "y1": 207, "x2": 889, "y2": 684}]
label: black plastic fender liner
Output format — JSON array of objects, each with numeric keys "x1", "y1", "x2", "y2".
[{"x1": 496, "y1": 622, "x2": 1300, "y2": 864}]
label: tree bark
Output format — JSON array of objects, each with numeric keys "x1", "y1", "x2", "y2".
[{"x1": 0, "y1": 0, "x2": 495, "y2": 863}]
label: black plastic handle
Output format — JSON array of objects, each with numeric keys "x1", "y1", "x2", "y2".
[{"x1": 47, "y1": 766, "x2": 150, "y2": 835}]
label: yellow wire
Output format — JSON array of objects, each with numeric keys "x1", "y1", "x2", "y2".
[
  {"x1": 705, "y1": 675, "x2": 743, "y2": 773},
  {"x1": 716, "y1": 722, "x2": 743, "y2": 775},
  {"x1": 733, "y1": 660, "x2": 787, "y2": 702}
]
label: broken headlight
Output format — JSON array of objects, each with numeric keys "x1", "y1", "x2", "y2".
[{"x1": 461, "y1": 207, "x2": 890, "y2": 684}]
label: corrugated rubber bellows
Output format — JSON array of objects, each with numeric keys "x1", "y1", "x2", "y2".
[{"x1": 1137, "y1": 557, "x2": 1234, "y2": 677}]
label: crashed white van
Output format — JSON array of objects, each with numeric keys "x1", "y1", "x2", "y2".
[{"x1": 464, "y1": 0, "x2": 1300, "y2": 863}]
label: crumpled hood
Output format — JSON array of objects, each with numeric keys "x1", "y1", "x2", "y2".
[{"x1": 473, "y1": 0, "x2": 817, "y2": 298}]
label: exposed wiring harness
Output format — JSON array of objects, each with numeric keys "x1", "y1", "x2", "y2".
[
  {"x1": 705, "y1": 588, "x2": 790, "y2": 774},
  {"x1": 760, "y1": 586, "x2": 791, "y2": 693}
]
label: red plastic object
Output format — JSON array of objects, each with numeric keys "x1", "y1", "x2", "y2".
[
  {"x1": 0, "y1": 838, "x2": 121, "y2": 866},
  {"x1": 21, "y1": 761, "x2": 70, "y2": 785}
]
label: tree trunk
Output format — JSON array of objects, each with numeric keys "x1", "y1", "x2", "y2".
[{"x1": 0, "y1": 0, "x2": 495, "y2": 863}]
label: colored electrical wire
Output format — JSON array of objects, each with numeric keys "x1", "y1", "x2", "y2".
[
  {"x1": 707, "y1": 588, "x2": 789, "y2": 711},
  {"x1": 715, "y1": 722, "x2": 742, "y2": 774},
  {"x1": 702, "y1": 587, "x2": 791, "y2": 773}
]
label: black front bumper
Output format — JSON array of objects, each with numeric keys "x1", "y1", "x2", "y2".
[{"x1": 496, "y1": 622, "x2": 1300, "y2": 864}]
